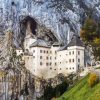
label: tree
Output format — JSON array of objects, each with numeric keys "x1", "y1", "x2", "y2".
[
  {"x1": 88, "y1": 73, "x2": 99, "y2": 87},
  {"x1": 80, "y1": 17, "x2": 100, "y2": 61}
]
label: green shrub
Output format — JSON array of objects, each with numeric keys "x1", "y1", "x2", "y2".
[{"x1": 88, "y1": 73, "x2": 99, "y2": 87}]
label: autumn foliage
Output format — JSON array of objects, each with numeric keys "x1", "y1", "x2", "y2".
[
  {"x1": 88, "y1": 73, "x2": 99, "y2": 88},
  {"x1": 80, "y1": 17, "x2": 100, "y2": 60}
]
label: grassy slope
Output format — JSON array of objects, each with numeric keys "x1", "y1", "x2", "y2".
[{"x1": 58, "y1": 75, "x2": 100, "y2": 100}]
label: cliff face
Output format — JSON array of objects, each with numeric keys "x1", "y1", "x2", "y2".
[{"x1": 0, "y1": 0, "x2": 100, "y2": 45}]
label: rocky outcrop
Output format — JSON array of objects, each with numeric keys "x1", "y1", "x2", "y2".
[{"x1": 0, "y1": 0, "x2": 100, "y2": 46}]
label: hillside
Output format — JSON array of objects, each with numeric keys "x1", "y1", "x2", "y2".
[{"x1": 58, "y1": 75, "x2": 100, "y2": 100}]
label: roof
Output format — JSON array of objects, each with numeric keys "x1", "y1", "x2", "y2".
[
  {"x1": 67, "y1": 34, "x2": 84, "y2": 47},
  {"x1": 24, "y1": 52, "x2": 33, "y2": 56},
  {"x1": 58, "y1": 34, "x2": 84, "y2": 51},
  {"x1": 57, "y1": 45, "x2": 67, "y2": 51},
  {"x1": 16, "y1": 47, "x2": 23, "y2": 50},
  {"x1": 53, "y1": 42, "x2": 60, "y2": 47},
  {"x1": 30, "y1": 39, "x2": 51, "y2": 48}
]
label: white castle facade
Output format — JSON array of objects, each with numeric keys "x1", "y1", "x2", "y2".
[{"x1": 16, "y1": 28, "x2": 85, "y2": 79}]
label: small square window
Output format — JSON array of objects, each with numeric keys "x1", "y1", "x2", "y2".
[
  {"x1": 46, "y1": 63, "x2": 48, "y2": 66},
  {"x1": 40, "y1": 50, "x2": 42, "y2": 53},
  {"x1": 78, "y1": 59, "x2": 80, "y2": 62},
  {"x1": 69, "y1": 59, "x2": 71, "y2": 63},
  {"x1": 33, "y1": 56, "x2": 35, "y2": 58},
  {"x1": 40, "y1": 62, "x2": 42, "y2": 65},
  {"x1": 50, "y1": 67, "x2": 52, "y2": 70},
  {"x1": 78, "y1": 51, "x2": 80, "y2": 55},
  {"x1": 50, "y1": 62, "x2": 52, "y2": 66},
  {"x1": 55, "y1": 63, "x2": 57, "y2": 66},
  {"x1": 40, "y1": 56, "x2": 42, "y2": 59},
  {"x1": 46, "y1": 57, "x2": 48, "y2": 60}
]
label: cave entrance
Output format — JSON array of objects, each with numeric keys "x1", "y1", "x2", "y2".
[
  {"x1": 19, "y1": 16, "x2": 57, "y2": 46},
  {"x1": 19, "y1": 16, "x2": 37, "y2": 46},
  {"x1": 21, "y1": 16, "x2": 37, "y2": 36}
]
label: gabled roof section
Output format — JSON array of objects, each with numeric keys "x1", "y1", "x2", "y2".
[
  {"x1": 67, "y1": 34, "x2": 84, "y2": 47},
  {"x1": 58, "y1": 34, "x2": 84, "y2": 51},
  {"x1": 53, "y1": 42, "x2": 60, "y2": 47},
  {"x1": 30, "y1": 38, "x2": 51, "y2": 48}
]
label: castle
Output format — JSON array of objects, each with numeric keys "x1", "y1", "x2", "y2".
[{"x1": 16, "y1": 23, "x2": 85, "y2": 79}]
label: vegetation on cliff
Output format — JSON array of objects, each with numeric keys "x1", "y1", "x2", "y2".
[{"x1": 59, "y1": 74, "x2": 100, "y2": 100}]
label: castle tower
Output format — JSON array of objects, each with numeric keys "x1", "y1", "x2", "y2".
[
  {"x1": 24, "y1": 21, "x2": 36, "y2": 52},
  {"x1": 57, "y1": 34, "x2": 85, "y2": 75}
]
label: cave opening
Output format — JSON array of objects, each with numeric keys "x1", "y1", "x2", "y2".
[
  {"x1": 21, "y1": 16, "x2": 37, "y2": 36},
  {"x1": 19, "y1": 16, "x2": 57, "y2": 47}
]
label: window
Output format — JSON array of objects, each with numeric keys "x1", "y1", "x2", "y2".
[
  {"x1": 78, "y1": 51, "x2": 80, "y2": 55},
  {"x1": 69, "y1": 59, "x2": 71, "y2": 63},
  {"x1": 60, "y1": 62, "x2": 61, "y2": 64},
  {"x1": 70, "y1": 68, "x2": 71, "y2": 70},
  {"x1": 33, "y1": 56, "x2": 35, "y2": 58},
  {"x1": 33, "y1": 50, "x2": 35, "y2": 53},
  {"x1": 46, "y1": 57, "x2": 48, "y2": 60},
  {"x1": 69, "y1": 52, "x2": 71, "y2": 55},
  {"x1": 54, "y1": 69, "x2": 56, "y2": 70},
  {"x1": 73, "y1": 59, "x2": 74, "y2": 62},
  {"x1": 40, "y1": 56, "x2": 42, "y2": 59},
  {"x1": 27, "y1": 57, "x2": 29, "y2": 59},
  {"x1": 78, "y1": 59, "x2": 80, "y2": 62},
  {"x1": 44, "y1": 50, "x2": 45, "y2": 53},
  {"x1": 60, "y1": 68, "x2": 61, "y2": 70},
  {"x1": 46, "y1": 63, "x2": 48, "y2": 66},
  {"x1": 47, "y1": 51, "x2": 48, "y2": 53},
  {"x1": 66, "y1": 61, "x2": 67, "y2": 63},
  {"x1": 73, "y1": 67, "x2": 74, "y2": 69},
  {"x1": 55, "y1": 51, "x2": 57, "y2": 54},
  {"x1": 78, "y1": 65, "x2": 80, "y2": 69},
  {"x1": 40, "y1": 50, "x2": 42, "y2": 53},
  {"x1": 50, "y1": 62, "x2": 52, "y2": 66},
  {"x1": 55, "y1": 57, "x2": 56, "y2": 60},
  {"x1": 60, "y1": 55, "x2": 61, "y2": 57},
  {"x1": 50, "y1": 51, "x2": 52, "y2": 54},
  {"x1": 50, "y1": 67, "x2": 52, "y2": 70},
  {"x1": 66, "y1": 68, "x2": 68, "y2": 70},
  {"x1": 40, "y1": 62, "x2": 42, "y2": 65},
  {"x1": 55, "y1": 63, "x2": 57, "y2": 66},
  {"x1": 73, "y1": 51, "x2": 74, "y2": 54}
]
